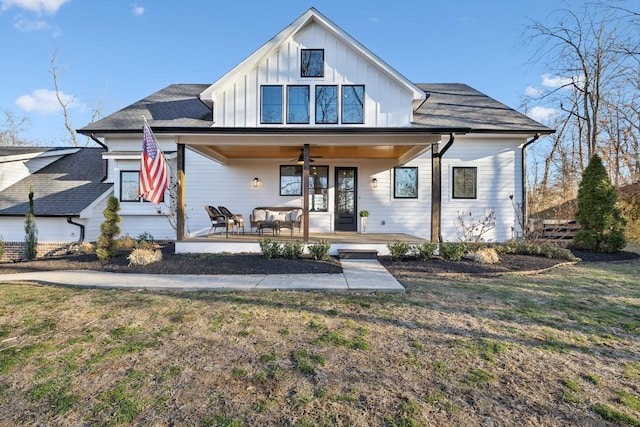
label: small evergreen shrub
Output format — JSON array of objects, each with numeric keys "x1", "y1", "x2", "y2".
[
  {"x1": 496, "y1": 241, "x2": 578, "y2": 261},
  {"x1": 282, "y1": 240, "x2": 304, "y2": 259},
  {"x1": 24, "y1": 187, "x2": 38, "y2": 261},
  {"x1": 573, "y1": 154, "x2": 626, "y2": 253},
  {"x1": 439, "y1": 242, "x2": 467, "y2": 261},
  {"x1": 412, "y1": 242, "x2": 438, "y2": 261},
  {"x1": 96, "y1": 197, "x2": 121, "y2": 260},
  {"x1": 116, "y1": 235, "x2": 137, "y2": 251},
  {"x1": 127, "y1": 248, "x2": 162, "y2": 266},
  {"x1": 307, "y1": 240, "x2": 331, "y2": 260},
  {"x1": 136, "y1": 232, "x2": 156, "y2": 249},
  {"x1": 387, "y1": 240, "x2": 411, "y2": 261},
  {"x1": 259, "y1": 238, "x2": 282, "y2": 259}
]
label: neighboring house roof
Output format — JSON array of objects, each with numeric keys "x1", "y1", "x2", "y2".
[
  {"x1": 414, "y1": 83, "x2": 553, "y2": 134},
  {"x1": 0, "y1": 148, "x2": 113, "y2": 217},
  {"x1": 79, "y1": 83, "x2": 551, "y2": 136},
  {"x1": 79, "y1": 84, "x2": 213, "y2": 134}
]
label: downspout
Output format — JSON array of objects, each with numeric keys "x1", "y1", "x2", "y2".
[
  {"x1": 521, "y1": 133, "x2": 540, "y2": 238},
  {"x1": 66, "y1": 217, "x2": 85, "y2": 254},
  {"x1": 431, "y1": 133, "x2": 454, "y2": 243},
  {"x1": 89, "y1": 133, "x2": 109, "y2": 182}
]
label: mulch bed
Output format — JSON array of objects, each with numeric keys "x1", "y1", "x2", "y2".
[{"x1": 0, "y1": 243, "x2": 637, "y2": 277}]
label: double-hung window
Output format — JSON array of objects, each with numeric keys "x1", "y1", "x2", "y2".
[
  {"x1": 452, "y1": 167, "x2": 477, "y2": 199},
  {"x1": 261, "y1": 85, "x2": 283, "y2": 124},
  {"x1": 120, "y1": 171, "x2": 140, "y2": 202},
  {"x1": 342, "y1": 85, "x2": 365, "y2": 124}
]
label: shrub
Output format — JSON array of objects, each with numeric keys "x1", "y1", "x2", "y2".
[
  {"x1": 282, "y1": 240, "x2": 304, "y2": 259},
  {"x1": 387, "y1": 240, "x2": 411, "y2": 261},
  {"x1": 127, "y1": 248, "x2": 162, "y2": 266},
  {"x1": 136, "y1": 232, "x2": 155, "y2": 248},
  {"x1": 76, "y1": 242, "x2": 95, "y2": 255},
  {"x1": 496, "y1": 241, "x2": 578, "y2": 261},
  {"x1": 24, "y1": 187, "x2": 38, "y2": 261},
  {"x1": 307, "y1": 240, "x2": 331, "y2": 260},
  {"x1": 412, "y1": 242, "x2": 438, "y2": 261},
  {"x1": 573, "y1": 154, "x2": 626, "y2": 253},
  {"x1": 0, "y1": 237, "x2": 4, "y2": 260},
  {"x1": 439, "y1": 242, "x2": 467, "y2": 261},
  {"x1": 467, "y1": 247, "x2": 500, "y2": 264},
  {"x1": 96, "y1": 197, "x2": 121, "y2": 260},
  {"x1": 116, "y1": 235, "x2": 137, "y2": 251},
  {"x1": 621, "y1": 198, "x2": 640, "y2": 243},
  {"x1": 259, "y1": 238, "x2": 282, "y2": 259}
]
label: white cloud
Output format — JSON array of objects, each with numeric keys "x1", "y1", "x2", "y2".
[
  {"x1": 541, "y1": 73, "x2": 573, "y2": 89},
  {"x1": 1, "y1": 0, "x2": 71, "y2": 14},
  {"x1": 13, "y1": 15, "x2": 49, "y2": 31},
  {"x1": 15, "y1": 89, "x2": 80, "y2": 115},
  {"x1": 132, "y1": 5, "x2": 144, "y2": 16},
  {"x1": 527, "y1": 106, "x2": 558, "y2": 123},
  {"x1": 525, "y1": 86, "x2": 543, "y2": 97}
]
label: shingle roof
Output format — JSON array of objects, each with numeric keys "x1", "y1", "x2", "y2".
[
  {"x1": 0, "y1": 147, "x2": 68, "y2": 157},
  {"x1": 413, "y1": 83, "x2": 553, "y2": 133},
  {"x1": 0, "y1": 148, "x2": 113, "y2": 216},
  {"x1": 78, "y1": 84, "x2": 212, "y2": 133}
]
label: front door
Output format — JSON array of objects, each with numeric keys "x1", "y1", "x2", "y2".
[{"x1": 335, "y1": 167, "x2": 357, "y2": 232}]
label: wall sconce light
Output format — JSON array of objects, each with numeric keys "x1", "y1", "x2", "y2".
[
  {"x1": 253, "y1": 177, "x2": 259, "y2": 188},
  {"x1": 372, "y1": 178, "x2": 378, "y2": 188}
]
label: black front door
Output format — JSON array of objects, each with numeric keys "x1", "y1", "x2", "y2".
[{"x1": 335, "y1": 167, "x2": 357, "y2": 231}]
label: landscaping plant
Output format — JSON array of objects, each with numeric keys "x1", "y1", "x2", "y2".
[
  {"x1": 387, "y1": 240, "x2": 411, "y2": 261},
  {"x1": 258, "y1": 238, "x2": 282, "y2": 259},
  {"x1": 411, "y1": 242, "x2": 438, "y2": 261},
  {"x1": 307, "y1": 240, "x2": 331, "y2": 260},
  {"x1": 439, "y1": 242, "x2": 467, "y2": 261},
  {"x1": 282, "y1": 240, "x2": 304, "y2": 260},
  {"x1": 24, "y1": 187, "x2": 38, "y2": 261},
  {"x1": 573, "y1": 154, "x2": 626, "y2": 253},
  {"x1": 96, "y1": 197, "x2": 122, "y2": 260}
]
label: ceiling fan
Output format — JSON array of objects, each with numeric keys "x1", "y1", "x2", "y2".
[{"x1": 293, "y1": 148, "x2": 322, "y2": 164}]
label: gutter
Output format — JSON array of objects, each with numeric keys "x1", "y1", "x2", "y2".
[
  {"x1": 66, "y1": 217, "x2": 85, "y2": 254},
  {"x1": 431, "y1": 133, "x2": 455, "y2": 243},
  {"x1": 89, "y1": 133, "x2": 109, "y2": 182},
  {"x1": 521, "y1": 133, "x2": 541, "y2": 237}
]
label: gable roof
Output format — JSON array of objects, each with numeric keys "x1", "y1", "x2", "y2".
[
  {"x1": 79, "y1": 84, "x2": 213, "y2": 134},
  {"x1": 413, "y1": 83, "x2": 553, "y2": 134},
  {"x1": 0, "y1": 148, "x2": 113, "y2": 217},
  {"x1": 199, "y1": 7, "x2": 426, "y2": 109}
]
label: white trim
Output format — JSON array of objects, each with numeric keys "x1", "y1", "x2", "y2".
[{"x1": 0, "y1": 148, "x2": 79, "y2": 164}]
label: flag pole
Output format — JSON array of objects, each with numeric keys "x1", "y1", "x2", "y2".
[{"x1": 142, "y1": 116, "x2": 179, "y2": 184}]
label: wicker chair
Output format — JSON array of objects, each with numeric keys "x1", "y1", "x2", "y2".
[
  {"x1": 204, "y1": 206, "x2": 229, "y2": 236},
  {"x1": 218, "y1": 206, "x2": 245, "y2": 235}
]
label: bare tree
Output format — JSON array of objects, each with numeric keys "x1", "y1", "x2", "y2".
[
  {"x1": 50, "y1": 49, "x2": 78, "y2": 147},
  {"x1": 0, "y1": 110, "x2": 31, "y2": 146}
]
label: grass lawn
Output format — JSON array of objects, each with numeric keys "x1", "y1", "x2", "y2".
[{"x1": 0, "y1": 258, "x2": 639, "y2": 426}]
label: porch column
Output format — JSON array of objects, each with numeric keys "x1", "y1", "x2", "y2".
[
  {"x1": 176, "y1": 143, "x2": 186, "y2": 241},
  {"x1": 302, "y1": 143, "x2": 310, "y2": 242},
  {"x1": 431, "y1": 143, "x2": 441, "y2": 243}
]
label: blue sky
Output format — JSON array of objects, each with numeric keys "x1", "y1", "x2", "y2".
[{"x1": 0, "y1": 0, "x2": 595, "y2": 145}]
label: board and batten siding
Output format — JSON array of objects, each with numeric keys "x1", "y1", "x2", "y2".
[
  {"x1": 440, "y1": 137, "x2": 524, "y2": 242},
  {"x1": 212, "y1": 22, "x2": 414, "y2": 128}
]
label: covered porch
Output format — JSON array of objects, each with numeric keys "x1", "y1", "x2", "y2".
[{"x1": 175, "y1": 231, "x2": 427, "y2": 256}]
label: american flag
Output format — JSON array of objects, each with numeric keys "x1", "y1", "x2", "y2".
[{"x1": 139, "y1": 122, "x2": 168, "y2": 204}]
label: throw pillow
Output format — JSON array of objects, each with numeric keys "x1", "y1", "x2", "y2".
[
  {"x1": 273, "y1": 211, "x2": 288, "y2": 222},
  {"x1": 253, "y1": 209, "x2": 266, "y2": 222}
]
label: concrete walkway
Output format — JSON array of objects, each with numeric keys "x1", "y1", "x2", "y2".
[{"x1": 0, "y1": 259, "x2": 404, "y2": 293}]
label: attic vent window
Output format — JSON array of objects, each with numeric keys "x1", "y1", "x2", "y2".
[{"x1": 301, "y1": 49, "x2": 324, "y2": 77}]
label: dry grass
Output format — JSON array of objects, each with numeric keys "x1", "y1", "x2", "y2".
[{"x1": 0, "y1": 258, "x2": 639, "y2": 426}]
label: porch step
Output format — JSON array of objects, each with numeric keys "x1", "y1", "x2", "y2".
[{"x1": 338, "y1": 249, "x2": 378, "y2": 259}]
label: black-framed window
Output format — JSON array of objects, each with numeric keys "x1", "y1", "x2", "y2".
[
  {"x1": 120, "y1": 171, "x2": 140, "y2": 202},
  {"x1": 287, "y1": 86, "x2": 310, "y2": 124},
  {"x1": 452, "y1": 167, "x2": 477, "y2": 199},
  {"x1": 315, "y1": 85, "x2": 338, "y2": 124},
  {"x1": 280, "y1": 165, "x2": 302, "y2": 196},
  {"x1": 309, "y1": 166, "x2": 329, "y2": 211},
  {"x1": 342, "y1": 85, "x2": 364, "y2": 124},
  {"x1": 261, "y1": 85, "x2": 283, "y2": 124},
  {"x1": 301, "y1": 49, "x2": 324, "y2": 77},
  {"x1": 394, "y1": 167, "x2": 418, "y2": 199}
]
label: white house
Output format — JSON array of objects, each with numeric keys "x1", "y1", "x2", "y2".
[{"x1": 1, "y1": 8, "x2": 553, "y2": 258}]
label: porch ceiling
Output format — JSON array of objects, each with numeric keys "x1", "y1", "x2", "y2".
[{"x1": 179, "y1": 132, "x2": 440, "y2": 164}]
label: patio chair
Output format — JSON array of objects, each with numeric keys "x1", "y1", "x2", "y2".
[
  {"x1": 205, "y1": 205, "x2": 230, "y2": 236},
  {"x1": 218, "y1": 206, "x2": 245, "y2": 235}
]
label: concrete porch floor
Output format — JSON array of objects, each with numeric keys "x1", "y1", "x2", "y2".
[{"x1": 177, "y1": 232, "x2": 428, "y2": 256}]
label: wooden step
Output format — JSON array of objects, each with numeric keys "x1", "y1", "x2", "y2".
[{"x1": 338, "y1": 249, "x2": 378, "y2": 259}]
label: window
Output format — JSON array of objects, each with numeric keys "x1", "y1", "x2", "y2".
[
  {"x1": 342, "y1": 85, "x2": 364, "y2": 124},
  {"x1": 315, "y1": 85, "x2": 338, "y2": 124},
  {"x1": 394, "y1": 167, "x2": 418, "y2": 199},
  {"x1": 280, "y1": 165, "x2": 302, "y2": 196},
  {"x1": 287, "y1": 86, "x2": 310, "y2": 124},
  {"x1": 301, "y1": 49, "x2": 324, "y2": 77},
  {"x1": 452, "y1": 167, "x2": 477, "y2": 199},
  {"x1": 261, "y1": 85, "x2": 282, "y2": 124},
  {"x1": 309, "y1": 166, "x2": 329, "y2": 211},
  {"x1": 120, "y1": 171, "x2": 140, "y2": 202}
]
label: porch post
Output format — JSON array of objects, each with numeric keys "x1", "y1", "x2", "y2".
[
  {"x1": 431, "y1": 143, "x2": 441, "y2": 243},
  {"x1": 176, "y1": 143, "x2": 186, "y2": 241},
  {"x1": 302, "y1": 143, "x2": 310, "y2": 242}
]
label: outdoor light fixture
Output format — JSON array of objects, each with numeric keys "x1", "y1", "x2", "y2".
[
  {"x1": 372, "y1": 178, "x2": 378, "y2": 188},
  {"x1": 253, "y1": 177, "x2": 259, "y2": 187}
]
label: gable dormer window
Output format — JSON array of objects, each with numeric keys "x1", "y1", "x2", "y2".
[{"x1": 301, "y1": 49, "x2": 324, "y2": 77}]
